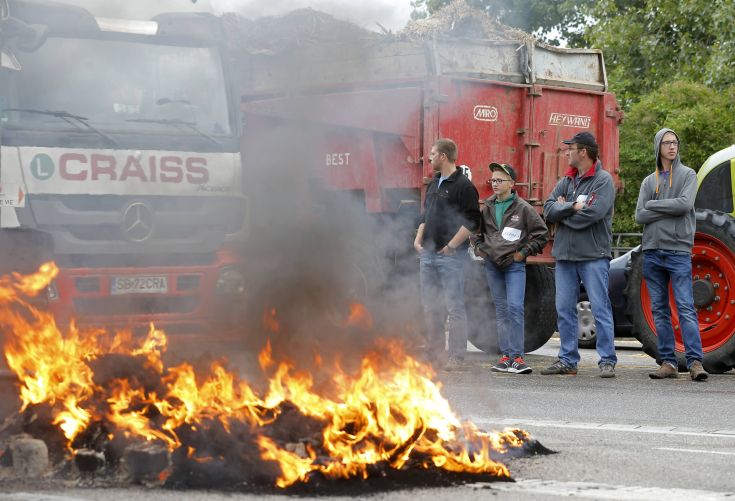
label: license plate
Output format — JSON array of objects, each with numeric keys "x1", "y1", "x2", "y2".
[{"x1": 111, "y1": 276, "x2": 168, "y2": 295}]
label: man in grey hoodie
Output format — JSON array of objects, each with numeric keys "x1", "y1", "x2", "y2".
[{"x1": 635, "y1": 128, "x2": 708, "y2": 381}]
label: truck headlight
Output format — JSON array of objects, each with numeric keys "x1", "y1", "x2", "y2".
[
  {"x1": 215, "y1": 267, "x2": 244, "y2": 295},
  {"x1": 47, "y1": 280, "x2": 59, "y2": 301}
]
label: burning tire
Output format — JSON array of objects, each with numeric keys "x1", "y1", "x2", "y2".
[
  {"x1": 465, "y1": 263, "x2": 556, "y2": 354},
  {"x1": 626, "y1": 209, "x2": 735, "y2": 373}
]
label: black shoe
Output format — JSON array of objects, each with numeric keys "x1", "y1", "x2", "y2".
[
  {"x1": 540, "y1": 359, "x2": 577, "y2": 375},
  {"x1": 508, "y1": 357, "x2": 532, "y2": 374},
  {"x1": 490, "y1": 355, "x2": 511, "y2": 373},
  {"x1": 599, "y1": 363, "x2": 615, "y2": 378},
  {"x1": 443, "y1": 356, "x2": 464, "y2": 371}
]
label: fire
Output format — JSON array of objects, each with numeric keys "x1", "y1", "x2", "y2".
[{"x1": 0, "y1": 263, "x2": 534, "y2": 488}]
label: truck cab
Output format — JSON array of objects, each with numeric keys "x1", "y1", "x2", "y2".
[{"x1": 0, "y1": 0, "x2": 247, "y2": 335}]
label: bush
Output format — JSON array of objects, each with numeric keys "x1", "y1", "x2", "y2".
[{"x1": 614, "y1": 81, "x2": 735, "y2": 233}]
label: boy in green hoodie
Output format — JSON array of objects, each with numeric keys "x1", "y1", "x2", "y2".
[{"x1": 635, "y1": 128, "x2": 708, "y2": 381}]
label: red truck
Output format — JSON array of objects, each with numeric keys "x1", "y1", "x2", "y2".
[{"x1": 237, "y1": 32, "x2": 624, "y2": 353}]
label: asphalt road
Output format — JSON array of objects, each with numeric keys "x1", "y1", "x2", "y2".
[{"x1": 1, "y1": 337, "x2": 734, "y2": 500}]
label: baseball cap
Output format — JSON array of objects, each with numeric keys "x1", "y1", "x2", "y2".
[
  {"x1": 488, "y1": 162, "x2": 517, "y2": 181},
  {"x1": 562, "y1": 131, "x2": 598, "y2": 149}
]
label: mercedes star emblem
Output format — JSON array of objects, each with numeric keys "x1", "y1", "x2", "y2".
[{"x1": 121, "y1": 202, "x2": 155, "y2": 242}]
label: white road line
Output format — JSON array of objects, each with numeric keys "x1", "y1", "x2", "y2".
[
  {"x1": 471, "y1": 417, "x2": 735, "y2": 439},
  {"x1": 479, "y1": 479, "x2": 735, "y2": 500},
  {"x1": 656, "y1": 447, "x2": 735, "y2": 456}
]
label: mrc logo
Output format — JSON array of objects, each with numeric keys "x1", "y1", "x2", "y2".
[{"x1": 473, "y1": 105, "x2": 498, "y2": 122}]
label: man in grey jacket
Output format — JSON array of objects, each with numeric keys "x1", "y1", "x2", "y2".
[
  {"x1": 541, "y1": 132, "x2": 617, "y2": 378},
  {"x1": 635, "y1": 128, "x2": 708, "y2": 381}
]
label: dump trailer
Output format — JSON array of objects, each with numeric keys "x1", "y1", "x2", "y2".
[
  {"x1": 0, "y1": 0, "x2": 247, "y2": 337},
  {"x1": 235, "y1": 23, "x2": 623, "y2": 352},
  {"x1": 621, "y1": 145, "x2": 735, "y2": 373}
]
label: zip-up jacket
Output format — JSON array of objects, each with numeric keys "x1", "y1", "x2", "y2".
[
  {"x1": 476, "y1": 193, "x2": 549, "y2": 268},
  {"x1": 635, "y1": 128, "x2": 696, "y2": 252},
  {"x1": 419, "y1": 167, "x2": 481, "y2": 252},
  {"x1": 543, "y1": 161, "x2": 615, "y2": 261}
]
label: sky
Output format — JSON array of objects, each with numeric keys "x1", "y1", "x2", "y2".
[{"x1": 213, "y1": 0, "x2": 414, "y2": 32}]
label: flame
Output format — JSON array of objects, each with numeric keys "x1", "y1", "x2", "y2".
[
  {"x1": 344, "y1": 302, "x2": 373, "y2": 330},
  {"x1": 1, "y1": 264, "x2": 528, "y2": 487}
]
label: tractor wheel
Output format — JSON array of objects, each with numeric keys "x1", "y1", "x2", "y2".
[
  {"x1": 465, "y1": 261, "x2": 555, "y2": 354},
  {"x1": 626, "y1": 209, "x2": 735, "y2": 373}
]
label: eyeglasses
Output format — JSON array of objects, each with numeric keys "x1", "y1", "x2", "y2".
[
  {"x1": 661, "y1": 141, "x2": 679, "y2": 147},
  {"x1": 563, "y1": 147, "x2": 582, "y2": 152},
  {"x1": 491, "y1": 178, "x2": 511, "y2": 184}
]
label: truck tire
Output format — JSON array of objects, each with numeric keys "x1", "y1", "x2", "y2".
[
  {"x1": 524, "y1": 264, "x2": 557, "y2": 352},
  {"x1": 465, "y1": 262, "x2": 556, "y2": 354},
  {"x1": 626, "y1": 209, "x2": 735, "y2": 373},
  {"x1": 465, "y1": 258, "x2": 499, "y2": 354}
]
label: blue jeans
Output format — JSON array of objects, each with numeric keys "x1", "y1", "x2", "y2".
[
  {"x1": 484, "y1": 260, "x2": 526, "y2": 358},
  {"x1": 642, "y1": 249, "x2": 703, "y2": 368},
  {"x1": 419, "y1": 251, "x2": 468, "y2": 359},
  {"x1": 555, "y1": 259, "x2": 617, "y2": 368}
]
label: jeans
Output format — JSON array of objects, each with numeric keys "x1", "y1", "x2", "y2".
[
  {"x1": 642, "y1": 249, "x2": 703, "y2": 368},
  {"x1": 419, "y1": 251, "x2": 468, "y2": 359},
  {"x1": 484, "y1": 260, "x2": 526, "y2": 358},
  {"x1": 555, "y1": 259, "x2": 617, "y2": 368}
]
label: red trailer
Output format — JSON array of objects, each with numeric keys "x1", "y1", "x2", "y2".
[{"x1": 238, "y1": 36, "x2": 624, "y2": 352}]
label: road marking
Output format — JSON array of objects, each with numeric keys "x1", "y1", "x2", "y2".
[
  {"x1": 472, "y1": 417, "x2": 735, "y2": 439},
  {"x1": 478, "y1": 479, "x2": 735, "y2": 500},
  {"x1": 2, "y1": 495, "x2": 86, "y2": 501},
  {"x1": 656, "y1": 447, "x2": 735, "y2": 456}
]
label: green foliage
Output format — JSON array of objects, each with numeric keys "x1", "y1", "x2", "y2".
[
  {"x1": 585, "y1": 0, "x2": 735, "y2": 107},
  {"x1": 614, "y1": 81, "x2": 735, "y2": 233}
]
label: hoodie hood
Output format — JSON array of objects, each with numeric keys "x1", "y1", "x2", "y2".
[{"x1": 654, "y1": 127, "x2": 681, "y2": 171}]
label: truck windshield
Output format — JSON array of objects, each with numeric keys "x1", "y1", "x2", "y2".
[{"x1": 1, "y1": 37, "x2": 232, "y2": 136}]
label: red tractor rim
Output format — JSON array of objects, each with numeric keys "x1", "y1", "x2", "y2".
[{"x1": 640, "y1": 231, "x2": 735, "y2": 353}]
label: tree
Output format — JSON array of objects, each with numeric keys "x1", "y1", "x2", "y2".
[
  {"x1": 613, "y1": 81, "x2": 735, "y2": 233},
  {"x1": 584, "y1": 0, "x2": 735, "y2": 107}
]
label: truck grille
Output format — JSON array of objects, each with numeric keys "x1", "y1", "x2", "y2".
[
  {"x1": 21, "y1": 194, "x2": 246, "y2": 256},
  {"x1": 73, "y1": 296, "x2": 199, "y2": 316}
]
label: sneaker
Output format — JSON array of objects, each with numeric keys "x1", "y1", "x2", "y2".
[
  {"x1": 689, "y1": 361, "x2": 709, "y2": 381},
  {"x1": 443, "y1": 356, "x2": 464, "y2": 372},
  {"x1": 649, "y1": 362, "x2": 678, "y2": 379},
  {"x1": 508, "y1": 357, "x2": 532, "y2": 374},
  {"x1": 599, "y1": 363, "x2": 615, "y2": 378},
  {"x1": 490, "y1": 355, "x2": 511, "y2": 373},
  {"x1": 540, "y1": 360, "x2": 577, "y2": 375}
]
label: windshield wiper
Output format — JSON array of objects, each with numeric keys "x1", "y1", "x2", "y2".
[
  {"x1": 3, "y1": 108, "x2": 118, "y2": 147},
  {"x1": 126, "y1": 118, "x2": 221, "y2": 146}
]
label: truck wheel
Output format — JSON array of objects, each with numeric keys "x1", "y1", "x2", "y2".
[
  {"x1": 626, "y1": 209, "x2": 735, "y2": 373},
  {"x1": 465, "y1": 259, "x2": 499, "y2": 354},
  {"x1": 524, "y1": 264, "x2": 556, "y2": 352},
  {"x1": 465, "y1": 262, "x2": 555, "y2": 354}
]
